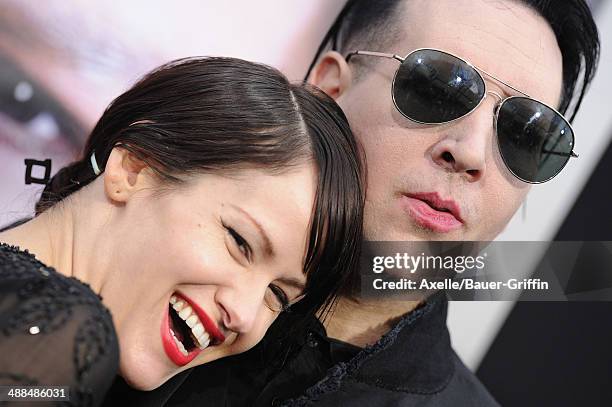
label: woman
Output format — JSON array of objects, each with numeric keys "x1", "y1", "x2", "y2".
[{"x1": 0, "y1": 57, "x2": 363, "y2": 406}]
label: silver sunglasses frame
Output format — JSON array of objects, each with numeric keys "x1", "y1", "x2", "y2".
[{"x1": 345, "y1": 48, "x2": 578, "y2": 184}]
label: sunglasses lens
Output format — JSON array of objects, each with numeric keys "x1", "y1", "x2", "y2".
[
  {"x1": 393, "y1": 49, "x2": 485, "y2": 123},
  {"x1": 497, "y1": 97, "x2": 574, "y2": 183}
]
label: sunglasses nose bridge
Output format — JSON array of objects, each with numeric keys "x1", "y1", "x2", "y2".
[
  {"x1": 486, "y1": 90, "x2": 503, "y2": 105},
  {"x1": 484, "y1": 90, "x2": 504, "y2": 126}
]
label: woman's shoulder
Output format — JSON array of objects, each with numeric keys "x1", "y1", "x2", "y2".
[
  {"x1": 0, "y1": 241, "x2": 47, "y2": 278},
  {"x1": 0, "y1": 242, "x2": 120, "y2": 406},
  {"x1": 0, "y1": 241, "x2": 115, "y2": 336},
  {"x1": 0, "y1": 242, "x2": 106, "y2": 307}
]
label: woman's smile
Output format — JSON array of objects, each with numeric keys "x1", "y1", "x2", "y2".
[{"x1": 161, "y1": 292, "x2": 226, "y2": 366}]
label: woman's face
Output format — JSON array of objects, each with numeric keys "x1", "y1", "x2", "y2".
[{"x1": 100, "y1": 164, "x2": 317, "y2": 390}]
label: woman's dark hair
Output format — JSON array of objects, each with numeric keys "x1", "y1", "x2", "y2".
[
  {"x1": 305, "y1": 0, "x2": 600, "y2": 122},
  {"x1": 36, "y1": 56, "x2": 364, "y2": 319}
]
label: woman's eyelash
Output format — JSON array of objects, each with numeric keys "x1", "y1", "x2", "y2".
[
  {"x1": 222, "y1": 221, "x2": 291, "y2": 312},
  {"x1": 224, "y1": 224, "x2": 252, "y2": 260},
  {"x1": 221, "y1": 220, "x2": 290, "y2": 311},
  {"x1": 269, "y1": 284, "x2": 290, "y2": 310}
]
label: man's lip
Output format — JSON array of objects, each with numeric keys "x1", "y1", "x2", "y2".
[
  {"x1": 400, "y1": 192, "x2": 464, "y2": 233},
  {"x1": 405, "y1": 192, "x2": 464, "y2": 222},
  {"x1": 175, "y1": 290, "x2": 226, "y2": 345}
]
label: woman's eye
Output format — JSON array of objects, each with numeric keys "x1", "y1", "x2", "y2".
[
  {"x1": 267, "y1": 284, "x2": 290, "y2": 312},
  {"x1": 225, "y1": 225, "x2": 251, "y2": 261}
]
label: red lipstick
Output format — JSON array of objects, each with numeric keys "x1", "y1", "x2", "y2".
[
  {"x1": 160, "y1": 292, "x2": 226, "y2": 367},
  {"x1": 161, "y1": 307, "x2": 199, "y2": 366},
  {"x1": 176, "y1": 291, "x2": 225, "y2": 344}
]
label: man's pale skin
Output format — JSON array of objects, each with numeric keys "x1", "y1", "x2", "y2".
[{"x1": 308, "y1": 0, "x2": 563, "y2": 346}]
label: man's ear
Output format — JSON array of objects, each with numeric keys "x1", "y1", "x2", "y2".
[
  {"x1": 103, "y1": 146, "x2": 151, "y2": 204},
  {"x1": 307, "y1": 51, "x2": 353, "y2": 100}
]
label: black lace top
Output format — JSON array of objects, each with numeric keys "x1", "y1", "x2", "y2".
[{"x1": 0, "y1": 243, "x2": 119, "y2": 406}]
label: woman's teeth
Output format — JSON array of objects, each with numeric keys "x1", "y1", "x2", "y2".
[
  {"x1": 170, "y1": 295, "x2": 212, "y2": 353},
  {"x1": 171, "y1": 332, "x2": 189, "y2": 356}
]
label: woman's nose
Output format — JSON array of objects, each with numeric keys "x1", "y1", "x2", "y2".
[{"x1": 216, "y1": 281, "x2": 267, "y2": 334}]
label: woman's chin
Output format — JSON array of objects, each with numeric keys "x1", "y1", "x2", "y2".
[
  {"x1": 119, "y1": 370, "x2": 167, "y2": 391},
  {"x1": 118, "y1": 354, "x2": 173, "y2": 391},
  {"x1": 116, "y1": 335, "x2": 247, "y2": 390}
]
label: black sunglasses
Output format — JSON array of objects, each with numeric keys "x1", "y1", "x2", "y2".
[{"x1": 346, "y1": 48, "x2": 577, "y2": 183}]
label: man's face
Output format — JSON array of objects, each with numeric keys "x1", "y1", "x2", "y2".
[{"x1": 313, "y1": 0, "x2": 563, "y2": 241}]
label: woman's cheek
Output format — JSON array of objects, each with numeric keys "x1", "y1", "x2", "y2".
[
  {"x1": 231, "y1": 312, "x2": 276, "y2": 354},
  {"x1": 253, "y1": 310, "x2": 279, "y2": 343}
]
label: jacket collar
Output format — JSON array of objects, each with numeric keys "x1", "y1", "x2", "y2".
[{"x1": 301, "y1": 291, "x2": 454, "y2": 398}]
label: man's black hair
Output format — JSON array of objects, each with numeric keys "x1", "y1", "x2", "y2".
[{"x1": 306, "y1": 0, "x2": 600, "y2": 122}]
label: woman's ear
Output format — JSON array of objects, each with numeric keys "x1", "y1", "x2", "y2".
[
  {"x1": 103, "y1": 146, "x2": 151, "y2": 203},
  {"x1": 307, "y1": 51, "x2": 353, "y2": 100}
]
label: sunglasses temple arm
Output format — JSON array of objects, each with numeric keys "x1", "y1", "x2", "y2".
[
  {"x1": 542, "y1": 150, "x2": 580, "y2": 158},
  {"x1": 346, "y1": 50, "x2": 405, "y2": 63}
]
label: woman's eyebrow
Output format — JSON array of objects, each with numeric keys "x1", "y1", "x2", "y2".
[
  {"x1": 278, "y1": 277, "x2": 306, "y2": 292},
  {"x1": 229, "y1": 204, "x2": 275, "y2": 257}
]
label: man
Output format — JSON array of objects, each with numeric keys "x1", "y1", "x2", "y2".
[
  {"x1": 270, "y1": 1, "x2": 597, "y2": 405},
  {"x1": 102, "y1": 0, "x2": 600, "y2": 405}
]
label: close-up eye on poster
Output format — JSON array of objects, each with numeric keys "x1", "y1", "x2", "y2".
[{"x1": 0, "y1": 1, "x2": 610, "y2": 406}]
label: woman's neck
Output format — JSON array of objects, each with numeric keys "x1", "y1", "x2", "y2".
[
  {"x1": 0, "y1": 196, "x2": 105, "y2": 294},
  {"x1": 1, "y1": 205, "x2": 75, "y2": 275}
]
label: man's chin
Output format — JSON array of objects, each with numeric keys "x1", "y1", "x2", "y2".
[{"x1": 365, "y1": 224, "x2": 469, "y2": 242}]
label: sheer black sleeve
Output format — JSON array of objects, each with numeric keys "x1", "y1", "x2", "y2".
[{"x1": 0, "y1": 243, "x2": 119, "y2": 407}]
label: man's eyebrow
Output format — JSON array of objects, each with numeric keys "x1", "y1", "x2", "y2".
[{"x1": 229, "y1": 204, "x2": 275, "y2": 257}]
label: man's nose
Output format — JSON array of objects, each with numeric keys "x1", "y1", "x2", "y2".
[
  {"x1": 429, "y1": 97, "x2": 498, "y2": 182},
  {"x1": 216, "y1": 279, "x2": 266, "y2": 334}
]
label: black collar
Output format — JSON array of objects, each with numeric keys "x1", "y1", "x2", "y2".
[{"x1": 300, "y1": 291, "x2": 454, "y2": 397}]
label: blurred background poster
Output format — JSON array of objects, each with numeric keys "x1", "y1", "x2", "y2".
[{"x1": 0, "y1": 0, "x2": 345, "y2": 226}]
